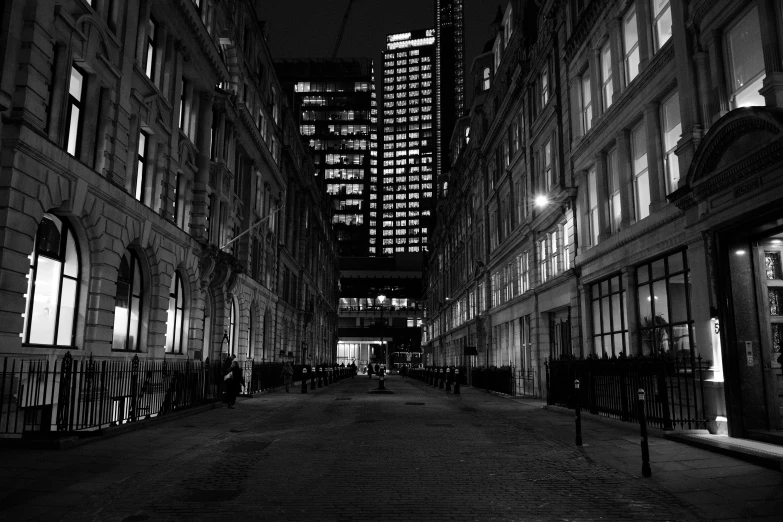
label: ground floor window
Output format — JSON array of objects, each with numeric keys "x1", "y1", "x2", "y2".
[
  {"x1": 591, "y1": 274, "x2": 628, "y2": 357},
  {"x1": 637, "y1": 250, "x2": 692, "y2": 356}
]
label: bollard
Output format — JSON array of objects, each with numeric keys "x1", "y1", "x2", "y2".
[
  {"x1": 310, "y1": 366, "x2": 316, "y2": 390},
  {"x1": 317, "y1": 367, "x2": 323, "y2": 388},
  {"x1": 445, "y1": 367, "x2": 452, "y2": 392},
  {"x1": 301, "y1": 366, "x2": 308, "y2": 394},
  {"x1": 328, "y1": 367, "x2": 333, "y2": 385},
  {"x1": 439, "y1": 368, "x2": 445, "y2": 389},
  {"x1": 378, "y1": 368, "x2": 385, "y2": 390},
  {"x1": 638, "y1": 388, "x2": 652, "y2": 477},
  {"x1": 454, "y1": 367, "x2": 460, "y2": 394},
  {"x1": 574, "y1": 379, "x2": 583, "y2": 447}
]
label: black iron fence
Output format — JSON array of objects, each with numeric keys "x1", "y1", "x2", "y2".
[
  {"x1": 472, "y1": 366, "x2": 516, "y2": 395},
  {"x1": 546, "y1": 355, "x2": 708, "y2": 430},
  {"x1": 0, "y1": 354, "x2": 349, "y2": 438}
]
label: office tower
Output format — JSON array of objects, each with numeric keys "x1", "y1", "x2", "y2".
[
  {"x1": 380, "y1": 29, "x2": 437, "y2": 256},
  {"x1": 436, "y1": 0, "x2": 466, "y2": 174},
  {"x1": 276, "y1": 59, "x2": 376, "y2": 257}
]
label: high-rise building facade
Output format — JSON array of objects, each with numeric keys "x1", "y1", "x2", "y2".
[
  {"x1": 436, "y1": 0, "x2": 466, "y2": 175},
  {"x1": 379, "y1": 30, "x2": 437, "y2": 256},
  {"x1": 276, "y1": 59, "x2": 377, "y2": 257}
]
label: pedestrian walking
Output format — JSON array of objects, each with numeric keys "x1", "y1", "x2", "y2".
[
  {"x1": 224, "y1": 360, "x2": 244, "y2": 408},
  {"x1": 350, "y1": 362, "x2": 357, "y2": 378},
  {"x1": 281, "y1": 361, "x2": 294, "y2": 393},
  {"x1": 368, "y1": 364, "x2": 374, "y2": 379}
]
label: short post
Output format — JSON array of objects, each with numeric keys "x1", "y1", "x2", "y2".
[
  {"x1": 310, "y1": 366, "x2": 316, "y2": 390},
  {"x1": 301, "y1": 366, "x2": 308, "y2": 394},
  {"x1": 438, "y1": 368, "x2": 445, "y2": 389},
  {"x1": 453, "y1": 367, "x2": 460, "y2": 394},
  {"x1": 317, "y1": 366, "x2": 323, "y2": 388},
  {"x1": 574, "y1": 379, "x2": 583, "y2": 447},
  {"x1": 638, "y1": 388, "x2": 652, "y2": 477},
  {"x1": 445, "y1": 367, "x2": 452, "y2": 392},
  {"x1": 378, "y1": 366, "x2": 385, "y2": 390}
]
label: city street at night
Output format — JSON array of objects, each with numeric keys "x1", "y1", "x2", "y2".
[{"x1": 1, "y1": 377, "x2": 781, "y2": 521}]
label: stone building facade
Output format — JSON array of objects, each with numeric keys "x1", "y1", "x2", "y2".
[
  {"x1": 0, "y1": 0, "x2": 339, "y2": 366},
  {"x1": 425, "y1": 0, "x2": 783, "y2": 439}
]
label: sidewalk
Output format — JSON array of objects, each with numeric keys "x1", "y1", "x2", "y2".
[{"x1": 445, "y1": 382, "x2": 783, "y2": 520}]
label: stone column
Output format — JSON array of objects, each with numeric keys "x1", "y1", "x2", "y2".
[
  {"x1": 759, "y1": 0, "x2": 783, "y2": 107},
  {"x1": 635, "y1": 0, "x2": 653, "y2": 70},
  {"x1": 135, "y1": 0, "x2": 151, "y2": 70},
  {"x1": 94, "y1": 87, "x2": 113, "y2": 176},
  {"x1": 594, "y1": 152, "x2": 611, "y2": 242},
  {"x1": 190, "y1": 92, "x2": 213, "y2": 239},
  {"x1": 615, "y1": 129, "x2": 634, "y2": 229},
  {"x1": 644, "y1": 102, "x2": 666, "y2": 212},
  {"x1": 609, "y1": 19, "x2": 623, "y2": 101},
  {"x1": 705, "y1": 30, "x2": 730, "y2": 121},
  {"x1": 622, "y1": 266, "x2": 640, "y2": 356},
  {"x1": 693, "y1": 50, "x2": 714, "y2": 133},
  {"x1": 589, "y1": 48, "x2": 602, "y2": 123}
]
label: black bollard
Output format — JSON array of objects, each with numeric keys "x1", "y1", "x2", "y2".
[
  {"x1": 446, "y1": 367, "x2": 452, "y2": 392},
  {"x1": 574, "y1": 379, "x2": 583, "y2": 447},
  {"x1": 439, "y1": 368, "x2": 445, "y2": 389},
  {"x1": 378, "y1": 367, "x2": 385, "y2": 390},
  {"x1": 310, "y1": 366, "x2": 316, "y2": 390},
  {"x1": 301, "y1": 366, "x2": 308, "y2": 394},
  {"x1": 317, "y1": 366, "x2": 323, "y2": 388},
  {"x1": 638, "y1": 389, "x2": 652, "y2": 477},
  {"x1": 454, "y1": 367, "x2": 460, "y2": 394}
]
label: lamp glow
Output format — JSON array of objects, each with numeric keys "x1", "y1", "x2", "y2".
[{"x1": 534, "y1": 195, "x2": 549, "y2": 208}]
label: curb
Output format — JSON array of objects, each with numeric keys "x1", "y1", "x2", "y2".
[{"x1": 664, "y1": 431, "x2": 783, "y2": 472}]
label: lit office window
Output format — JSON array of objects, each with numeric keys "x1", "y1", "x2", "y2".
[
  {"x1": 65, "y1": 66, "x2": 86, "y2": 156},
  {"x1": 726, "y1": 6, "x2": 765, "y2": 108},
  {"x1": 623, "y1": 5, "x2": 640, "y2": 84}
]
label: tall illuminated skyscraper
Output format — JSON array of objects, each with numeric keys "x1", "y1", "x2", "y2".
[
  {"x1": 436, "y1": 0, "x2": 466, "y2": 175},
  {"x1": 378, "y1": 29, "x2": 437, "y2": 256},
  {"x1": 276, "y1": 59, "x2": 376, "y2": 257}
]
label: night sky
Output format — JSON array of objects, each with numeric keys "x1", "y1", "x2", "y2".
[{"x1": 258, "y1": 0, "x2": 497, "y2": 103}]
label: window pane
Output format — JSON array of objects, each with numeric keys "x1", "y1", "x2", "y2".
[
  {"x1": 728, "y1": 8, "x2": 764, "y2": 97},
  {"x1": 128, "y1": 296, "x2": 141, "y2": 351},
  {"x1": 601, "y1": 296, "x2": 611, "y2": 332},
  {"x1": 635, "y1": 171, "x2": 650, "y2": 220},
  {"x1": 166, "y1": 297, "x2": 175, "y2": 353},
  {"x1": 611, "y1": 292, "x2": 622, "y2": 331},
  {"x1": 132, "y1": 261, "x2": 142, "y2": 296},
  {"x1": 56, "y1": 277, "x2": 77, "y2": 346},
  {"x1": 67, "y1": 106, "x2": 80, "y2": 156},
  {"x1": 638, "y1": 284, "x2": 652, "y2": 323},
  {"x1": 28, "y1": 257, "x2": 61, "y2": 345},
  {"x1": 653, "y1": 1, "x2": 672, "y2": 50},
  {"x1": 64, "y1": 230, "x2": 78, "y2": 277},
  {"x1": 669, "y1": 273, "x2": 689, "y2": 323},
  {"x1": 113, "y1": 279, "x2": 130, "y2": 350},
  {"x1": 69, "y1": 67, "x2": 84, "y2": 100},
  {"x1": 652, "y1": 279, "x2": 669, "y2": 322},
  {"x1": 652, "y1": 258, "x2": 666, "y2": 280}
]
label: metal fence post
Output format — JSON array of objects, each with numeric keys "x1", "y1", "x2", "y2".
[
  {"x1": 638, "y1": 388, "x2": 652, "y2": 477},
  {"x1": 575, "y1": 379, "x2": 583, "y2": 446}
]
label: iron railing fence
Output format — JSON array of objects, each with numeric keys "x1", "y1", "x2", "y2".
[
  {"x1": 515, "y1": 369, "x2": 537, "y2": 397},
  {"x1": 0, "y1": 354, "x2": 323, "y2": 438},
  {"x1": 471, "y1": 366, "x2": 516, "y2": 395},
  {"x1": 546, "y1": 355, "x2": 708, "y2": 430}
]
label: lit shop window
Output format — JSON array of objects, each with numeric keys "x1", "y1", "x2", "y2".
[{"x1": 112, "y1": 249, "x2": 144, "y2": 351}]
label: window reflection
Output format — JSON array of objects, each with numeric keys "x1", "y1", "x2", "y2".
[{"x1": 113, "y1": 250, "x2": 143, "y2": 351}]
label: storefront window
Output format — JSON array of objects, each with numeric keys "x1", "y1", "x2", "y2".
[
  {"x1": 637, "y1": 250, "x2": 692, "y2": 356},
  {"x1": 591, "y1": 274, "x2": 628, "y2": 357}
]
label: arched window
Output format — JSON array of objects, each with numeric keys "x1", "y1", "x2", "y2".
[
  {"x1": 165, "y1": 272, "x2": 185, "y2": 354},
  {"x1": 202, "y1": 292, "x2": 213, "y2": 361},
  {"x1": 113, "y1": 249, "x2": 143, "y2": 351},
  {"x1": 23, "y1": 214, "x2": 80, "y2": 346},
  {"x1": 229, "y1": 299, "x2": 237, "y2": 355}
]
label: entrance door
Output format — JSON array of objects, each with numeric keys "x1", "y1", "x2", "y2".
[{"x1": 755, "y1": 235, "x2": 783, "y2": 430}]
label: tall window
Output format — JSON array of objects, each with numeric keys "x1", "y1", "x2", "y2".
[
  {"x1": 517, "y1": 251, "x2": 530, "y2": 293},
  {"x1": 726, "y1": 6, "x2": 765, "y2": 108},
  {"x1": 22, "y1": 215, "x2": 80, "y2": 346},
  {"x1": 517, "y1": 177, "x2": 528, "y2": 223},
  {"x1": 591, "y1": 274, "x2": 628, "y2": 357},
  {"x1": 165, "y1": 272, "x2": 185, "y2": 354},
  {"x1": 651, "y1": 0, "x2": 672, "y2": 51},
  {"x1": 543, "y1": 140, "x2": 553, "y2": 190},
  {"x1": 539, "y1": 238, "x2": 548, "y2": 283},
  {"x1": 637, "y1": 251, "x2": 692, "y2": 356},
  {"x1": 608, "y1": 148, "x2": 621, "y2": 233},
  {"x1": 113, "y1": 249, "x2": 143, "y2": 351},
  {"x1": 229, "y1": 299, "x2": 237, "y2": 355},
  {"x1": 661, "y1": 92, "x2": 681, "y2": 193},
  {"x1": 623, "y1": 5, "x2": 640, "y2": 85},
  {"x1": 134, "y1": 131, "x2": 148, "y2": 202},
  {"x1": 65, "y1": 66, "x2": 86, "y2": 156},
  {"x1": 601, "y1": 41, "x2": 613, "y2": 111},
  {"x1": 549, "y1": 229, "x2": 559, "y2": 277},
  {"x1": 145, "y1": 16, "x2": 158, "y2": 80},
  {"x1": 632, "y1": 123, "x2": 650, "y2": 221},
  {"x1": 482, "y1": 67, "x2": 490, "y2": 90},
  {"x1": 540, "y1": 64, "x2": 549, "y2": 109},
  {"x1": 581, "y1": 74, "x2": 592, "y2": 133},
  {"x1": 587, "y1": 166, "x2": 599, "y2": 245}
]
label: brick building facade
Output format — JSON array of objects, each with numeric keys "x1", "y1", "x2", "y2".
[{"x1": 0, "y1": 0, "x2": 339, "y2": 365}]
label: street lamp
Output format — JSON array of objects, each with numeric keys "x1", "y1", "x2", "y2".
[{"x1": 377, "y1": 293, "x2": 386, "y2": 369}]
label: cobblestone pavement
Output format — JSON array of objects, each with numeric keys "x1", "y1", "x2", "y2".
[{"x1": 1, "y1": 375, "x2": 781, "y2": 521}]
